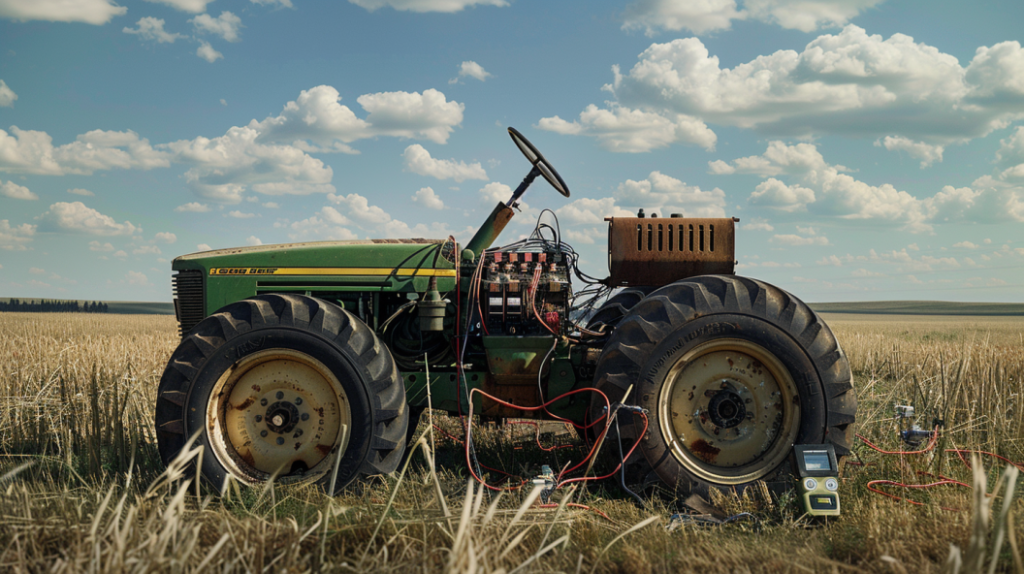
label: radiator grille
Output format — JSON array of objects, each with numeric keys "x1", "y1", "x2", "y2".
[{"x1": 172, "y1": 270, "x2": 205, "y2": 340}]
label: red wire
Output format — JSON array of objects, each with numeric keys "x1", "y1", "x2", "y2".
[
  {"x1": 556, "y1": 412, "x2": 648, "y2": 487},
  {"x1": 946, "y1": 449, "x2": 1024, "y2": 471}
]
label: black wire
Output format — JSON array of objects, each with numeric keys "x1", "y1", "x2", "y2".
[{"x1": 615, "y1": 412, "x2": 645, "y2": 506}]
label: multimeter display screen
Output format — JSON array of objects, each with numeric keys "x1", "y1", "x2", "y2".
[{"x1": 803, "y1": 452, "x2": 832, "y2": 471}]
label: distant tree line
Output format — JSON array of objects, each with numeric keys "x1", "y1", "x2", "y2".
[{"x1": 0, "y1": 299, "x2": 109, "y2": 313}]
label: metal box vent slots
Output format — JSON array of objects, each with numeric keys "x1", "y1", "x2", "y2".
[{"x1": 606, "y1": 216, "x2": 737, "y2": 287}]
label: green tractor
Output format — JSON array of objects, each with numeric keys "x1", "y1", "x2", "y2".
[{"x1": 157, "y1": 128, "x2": 856, "y2": 497}]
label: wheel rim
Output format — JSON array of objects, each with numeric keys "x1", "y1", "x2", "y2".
[
  {"x1": 658, "y1": 338, "x2": 801, "y2": 485},
  {"x1": 207, "y1": 348, "x2": 352, "y2": 484}
]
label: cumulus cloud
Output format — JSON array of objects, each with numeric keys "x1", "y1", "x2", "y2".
[
  {"x1": 347, "y1": 0, "x2": 508, "y2": 12},
  {"x1": 89, "y1": 241, "x2": 114, "y2": 252},
  {"x1": 155, "y1": 232, "x2": 177, "y2": 244},
  {"x1": 250, "y1": 0, "x2": 294, "y2": 6},
  {"x1": 402, "y1": 144, "x2": 487, "y2": 182},
  {"x1": 771, "y1": 233, "x2": 829, "y2": 246},
  {"x1": 126, "y1": 270, "x2": 151, "y2": 286},
  {"x1": 196, "y1": 243, "x2": 212, "y2": 251},
  {"x1": 133, "y1": 245, "x2": 161, "y2": 255},
  {"x1": 742, "y1": 217, "x2": 774, "y2": 231},
  {"x1": 227, "y1": 210, "x2": 256, "y2": 219},
  {"x1": 192, "y1": 11, "x2": 243, "y2": 42},
  {"x1": 245, "y1": 235, "x2": 263, "y2": 246},
  {"x1": 254, "y1": 86, "x2": 465, "y2": 151},
  {"x1": 876, "y1": 136, "x2": 945, "y2": 168},
  {"x1": 37, "y1": 202, "x2": 140, "y2": 236},
  {"x1": 68, "y1": 188, "x2": 95, "y2": 196},
  {"x1": 718, "y1": 140, "x2": 1024, "y2": 231},
  {"x1": 0, "y1": 0, "x2": 126, "y2": 24},
  {"x1": 163, "y1": 125, "x2": 335, "y2": 203},
  {"x1": 452, "y1": 61, "x2": 492, "y2": 83},
  {"x1": 622, "y1": 0, "x2": 743, "y2": 35},
  {"x1": 143, "y1": 0, "x2": 216, "y2": 13},
  {"x1": 196, "y1": 41, "x2": 224, "y2": 63},
  {"x1": 615, "y1": 171, "x2": 727, "y2": 217},
  {"x1": 570, "y1": 26, "x2": 1024, "y2": 149},
  {"x1": 0, "y1": 219, "x2": 35, "y2": 250},
  {"x1": 744, "y1": 0, "x2": 885, "y2": 33},
  {"x1": 538, "y1": 104, "x2": 716, "y2": 152},
  {"x1": 0, "y1": 127, "x2": 169, "y2": 176},
  {"x1": 0, "y1": 80, "x2": 16, "y2": 107},
  {"x1": 411, "y1": 186, "x2": 444, "y2": 210},
  {"x1": 1, "y1": 180, "x2": 38, "y2": 200},
  {"x1": 174, "y1": 202, "x2": 210, "y2": 213},
  {"x1": 123, "y1": 17, "x2": 183, "y2": 43}
]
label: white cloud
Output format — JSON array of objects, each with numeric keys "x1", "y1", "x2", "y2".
[
  {"x1": 876, "y1": 136, "x2": 944, "y2": 168},
  {"x1": 538, "y1": 104, "x2": 716, "y2": 153},
  {"x1": 155, "y1": 232, "x2": 177, "y2": 244},
  {"x1": 163, "y1": 125, "x2": 335, "y2": 202},
  {"x1": 721, "y1": 141, "x2": 1024, "y2": 231},
  {"x1": 0, "y1": 0, "x2": 126, "y2": 24},
  {"x1": 412, "y1": 186, "x2": 444, "y2": 210},
  {"x1": 0, "y1": 80, "x2": 16, "y2": 107},
  {"x1": 851, "y1": 267, "x2": 885, "y2": 277},
  {"x1": 254, "y1": 85, "x2": 465, "y2": 150},
  {"x1": 192, "y1": 12, "x2": 243, "y2": 43},
  {"x1": 126, "y1": 270, "x2": 151, "y2": 286},
  {"x1": 556, "y1": 197, "x2": 632, "y2": 225},
  {"x1": 123, "y1": 17, "x2": 183, "y2": 44},
  {"x1": 227, "y1": 210, "x2": 256, "y2": 219},
  {"x1": 250, "y1": 0, "x2": 294, "y2": 6},
  {"x1": 744, "y1": 0, "x2": 885, "y2": 33},
  {"x1": 133, "y1": 245, "x2": 161, "y2": 255},
  {"x1": 1, "y1": 180, "x2": 38, "y2": 200},
  {"x1": 37, "y1": 202, "x2": 140, "y2": 236},
  {"x1": 245, "y1": 195, "x2": 259, "y2": 203},
  {"x1": 593, "y1": 26, "x2": 1024, "y2": 146},
  {"x1": 454, "y1": 61, "x2": 491, "y2": 82},
  {"x1": 622, "y1": 0, "x2": 743, "y2": 35},
  {"x1": 479, "y1": 182, "x2": 513, "y2": 205},
  {"x1": 347, "y1": 0, "x2": 508, "y2": 13},
  {"x1": 615, "y1": 171, "x2": 726, "y2": 217},
  {"x1": 143, "y1": 0, "x2": 215, "y2": 13},
  {"x1": 175, "y1": 202, "x2": 210, "y2": 213},
  {"x1": 749, "y1": 178, "x2": 814, "y2": 212},
  {"x1": 263, "y1": 201, "x2": 279, "y2": 208},
  {"x1": 953, "y1": 240, "x2": 978, "y2": 249},
  {"x1": 2, "y1": 219, "x2": 37, "y2": 250},
  {"x1": 197, "y1": 243, "x2": 212, "y2": 251},
  {"x1": 89, "y1": 241, "x2": 114, "y2": 252},
  {"x1": 817, "y1": 255, "x2": 843, "y2": 266},
  {"x1": 741, "y1": 217, "x2": 773, "y2": 231},
  {"x1": 771, "y1": 233, "x2": 829, "y2": 246},
  {"x1": 196, "y1": 41, "x2": 224, "y2": 63},
  {"x1": 68, "y1": 188, "x2": 94, "y2": 197},
  {"x1": 245, "y1": 235, "x2": 263, "y2": 246},
  {"x1": 29, "y1": 267, "x2": 45, "y2": 275},
  {"x1": 403, "y1": 144, "x2": 487, "y2": 182},
  {"x1": 0, "y1": 128, "x2": 169, "y2": 176},
  {"x1": 327, "y1": 193, "x2": 391, "y2": 224}
]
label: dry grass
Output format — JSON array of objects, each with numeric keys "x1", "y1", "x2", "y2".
[{"x1": 0, "y1": 311, "x2": 1022, "y2": 573}]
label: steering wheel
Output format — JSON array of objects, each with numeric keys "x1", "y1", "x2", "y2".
[{"x1": 506, "y1": 127, "x2": 570, "y2": 206}]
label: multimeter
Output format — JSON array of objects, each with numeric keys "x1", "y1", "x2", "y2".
[{"x1": 793, "y1": 444, "x2": 840, "y2": 516}]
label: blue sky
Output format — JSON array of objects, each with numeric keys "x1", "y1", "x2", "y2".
[{"x1": 2, "y1": 0, "x2": 1024, "y2": 303}]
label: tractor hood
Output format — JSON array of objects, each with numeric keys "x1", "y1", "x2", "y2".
[{"x1": 172, "y1": 238, "x2": 458, "y2": 317}]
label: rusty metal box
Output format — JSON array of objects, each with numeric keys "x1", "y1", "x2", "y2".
[{"x1": 606, "y1": 217, "x2": 736, "y2": 287}]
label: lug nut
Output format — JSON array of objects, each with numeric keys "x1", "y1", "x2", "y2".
[
  {"x1": 260, "y1": 398, "x2": 268, "y2": 406},
  {"x1": 295, "y1": 397, "x2": 302, "y2": 405},
  {"x1": 260, "y1": 430, "x2": 268, "y2": 437},
  {"x1": 276, "y1": 391, "x2": 284, "y2": 400},
  {"x1": 255, "y1": 414, "x2": 262, "y2": 422},
  {"x1": 276, "y1": 437, "x2": 284, "y2": 445},
  {"x1": 301, "y1": 413, "x2": 309, "y2": 421}
]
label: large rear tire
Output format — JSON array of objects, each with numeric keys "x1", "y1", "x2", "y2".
[
  {"x1": 155, "y1": 294, "x2": 408, "y2": 494},
  {"x1": 591, "y1": 275, "x2": 855, "y2": 495}
]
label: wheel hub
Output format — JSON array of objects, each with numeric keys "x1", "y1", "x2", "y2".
[
  {"x1": 659, "y1": 339, "x2": 801, "y2": 484},
  {"x1": 207, "y1": 349, "x2": 352, "y2": 484}
]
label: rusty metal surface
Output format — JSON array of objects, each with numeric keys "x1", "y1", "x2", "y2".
[{"x1": 607, "y1": 217, "x2": 736, "y2": 287}]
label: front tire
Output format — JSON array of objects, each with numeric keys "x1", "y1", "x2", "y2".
[
  {"x1": 591, "y1": 275, "x2": 855, "y2": 495},
  {"x1": 155, "y1": 294, "x2": 408, "y2": 494}
]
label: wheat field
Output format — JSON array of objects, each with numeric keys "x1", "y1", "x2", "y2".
[{"x1": 0, "y1": 311, "x2": 1021, "y2": 573}]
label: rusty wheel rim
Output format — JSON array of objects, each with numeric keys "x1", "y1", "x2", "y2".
[
  {"x1": 659, "y1": 339, "x2": 800, "y2": 485},
  {"x1": 207, "y1": 348, "x2": 352, "y2": 485}
]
